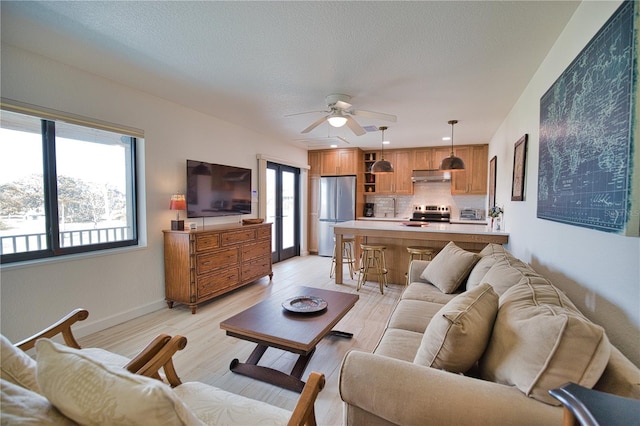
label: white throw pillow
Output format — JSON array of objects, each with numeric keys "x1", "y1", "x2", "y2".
[
  {"x1": 420, "y1": 241, "x2": 480, "y2": 293},
  {"x1": 0, "y1": 334, "x2": 40, "y2": 393},
  {"x1": 35, "y1": 339, "x2": 204, "y2": 426},
  {"x1": 414, "y1": 283, "x2": 498, "y2": 372}
]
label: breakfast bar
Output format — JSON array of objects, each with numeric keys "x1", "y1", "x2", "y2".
[{"x1": 333, "y1": 220, "x2": 508, "y2": 285}]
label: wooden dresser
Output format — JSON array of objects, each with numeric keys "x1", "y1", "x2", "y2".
[{"x1": 163, "y1": 222, "x2": 272, "y2": 314}]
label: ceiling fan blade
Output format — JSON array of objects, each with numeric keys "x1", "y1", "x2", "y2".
[
  {"x1": 337, "y1": 136, "x2": 350, "y2": 144},
  {"x1": 345, "y1": 116, "x2": 366, "y2": 136},
  {"x1": 285, "y1": 109, "x2": 328, "y2": 117},
  {"x1": 301, "y1": 115, "x2": 328, "y2": 134},
  {"x1": 333, "y1": 100, "x2": 352, "y2": 110},
  {"x1": 349, "y1": 109, "x2": 397, "y2": 122}
]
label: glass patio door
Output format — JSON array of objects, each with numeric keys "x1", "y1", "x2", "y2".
[{"x1": 266, "y1": 162, "x2": 300, "y2": 263}]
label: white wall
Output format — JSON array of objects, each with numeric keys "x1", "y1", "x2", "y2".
[
  {"x1": 0, "y1": 44, "x2": 308, "y2": 342},
  {"x1": 490, "y1": 0, "x2": 639, "y2": 366}
]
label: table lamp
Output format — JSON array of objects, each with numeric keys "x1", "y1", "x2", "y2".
[{"x1": 169, "y1": 194, "x2": 187, "y2": 230}]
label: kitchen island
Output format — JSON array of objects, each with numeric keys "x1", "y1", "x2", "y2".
[{"x1": 333, "y1": 220, "x2": 508, "y2": 285}]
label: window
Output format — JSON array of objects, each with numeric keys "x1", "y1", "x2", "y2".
[{"x1": 0, "y1": 107, "x2": 139, "y2": 263}]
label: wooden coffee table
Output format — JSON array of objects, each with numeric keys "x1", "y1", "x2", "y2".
[{"x1": 220, "y1": 286, "x2": 359, "y2": 392}]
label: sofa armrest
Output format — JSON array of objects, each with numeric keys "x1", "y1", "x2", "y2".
[
  {"x1": 408, "y1": 260, "x2": 430, "y2": 284},
  {"x1": 339, "y1": 351, "x2": 562, "y2": 426}
]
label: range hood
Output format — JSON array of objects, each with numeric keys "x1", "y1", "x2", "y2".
[{"x1": 411, "y1": 169, "x2": 452, "y2": 183}]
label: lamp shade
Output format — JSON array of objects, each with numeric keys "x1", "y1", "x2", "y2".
[
  {"x1": 371, "y1": 159, "x2": 394, "y2": 173},
  {"x1": 327, "y1": 115, "x2": 347, "y2": 128},
  {"x1": 372, "y1": 126, "x2": 394, "y2": 173},
  {"x1": 439, "y1": 119, "x2": 465, "y2": 172},
  {"x1": 439, "y1": 154, "x2": 466, "y2": 171},
  {"x1": 169, "y1": 194, "x2": 186, "y2": 211}
]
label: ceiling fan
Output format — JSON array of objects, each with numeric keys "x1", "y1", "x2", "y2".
[{"x1": 287, "y1": 94, "x2": 397, "y2": 136}]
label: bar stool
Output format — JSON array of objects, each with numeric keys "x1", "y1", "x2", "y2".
[
  {"x1": 405, "y1": 246, "x2": 435, "y2": 285},
  {"x1": 357, "y1": 244, "x2": 388, "y2": 294},
  {"x1": 330, "y1": 236, "x2": 356, "y2": 280}
]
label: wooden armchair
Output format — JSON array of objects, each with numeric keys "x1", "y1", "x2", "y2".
[{"x1": 10, "y1": 308, "x2": 326, "y2": 426}]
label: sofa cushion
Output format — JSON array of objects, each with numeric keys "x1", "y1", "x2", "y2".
[
  {"x1": 420, "y1": 242, "x2": 480, "y2": 293},
  {"x1": 0, "y1": 379, "x2": 76, "y2": 425},
  {"x1": 414, "y1": 283, "x2": 498, "y2": 373},
  {"x1": 480, "y1": 256, "x2": 534, "y2": 296},
  {"x1": 35, "y1": 339, "x2": 204, "y2": 426},
  {"x1": 387, "y1": 299, "x2": 445, "y2": 334},
  {"x1": 0, "y1": 334, "x2": 40, "y2": 394},
  {"x1": 373, "y1": 328, "x2": 424, "y2": 362},
  {"x1": 401, "y1": 282, "x2": 459, "y2": 305},
  {"x1": 173, "y1": 381, "x2": 291, "y2": 425},
  {"x1": 480, "y1": 277, "x2": 611, "y2": 405}
]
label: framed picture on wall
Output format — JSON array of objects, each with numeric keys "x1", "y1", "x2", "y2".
[
  {"x1": 511, "y1": 134, "x2": 528, "y2": 201},
  {"x1": 489, "y1": 156, "x2": 497, "y2": 209}
]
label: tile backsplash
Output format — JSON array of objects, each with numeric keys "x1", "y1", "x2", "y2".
[{"x1": 365, "y1": 182, "x2": 486, "y2": 220}]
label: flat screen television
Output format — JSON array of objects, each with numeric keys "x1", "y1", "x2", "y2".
[{"x1": 186, "y1": 160, "x2": 252, "y2": 218}]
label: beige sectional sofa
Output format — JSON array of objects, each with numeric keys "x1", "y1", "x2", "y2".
[{"x1": 339, "y1": 242, "x2": 640, "y2": 425}]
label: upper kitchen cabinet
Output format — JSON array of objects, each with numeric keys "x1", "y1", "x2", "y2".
[
  {"x1": 414, "y1": 147, "x2": 453, "y2": 170},
  {"x1": 451, "y1": 144, "x2": 488, "y2": 195},
  {"x1": 308, "y1": 150, "x2": 322, "y2": 177},
  {"x1": 370, "y1": 149, "x2": 414, "y2": 195},
  {"x1": 320, "y1": 148, "x2": 362, "y2": 175}
]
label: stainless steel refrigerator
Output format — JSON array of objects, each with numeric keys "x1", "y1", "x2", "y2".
[{"x1": 318, "y1": 175, "x2": 356, "y2": 256}]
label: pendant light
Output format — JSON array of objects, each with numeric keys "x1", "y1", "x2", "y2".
[
  {"x1": 439, "y1": 119, "x2": 465, "y2": 171},
  {"x1": 371, "y1": 126, "x2": 394, "y2": 174}
]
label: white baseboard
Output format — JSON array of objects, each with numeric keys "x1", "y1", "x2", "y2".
[{"x1": 72, "y1": 299, "x2": 167, "y2": 339}]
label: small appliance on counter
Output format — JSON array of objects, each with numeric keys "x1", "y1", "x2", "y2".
[
  {"x1": 364, "y1": 203, "x2": 375, "y2": 217},
  {"x1": 459, "y1": 208, "x2": 485, "y2": 221},
  {"x1": 410, "y1": 205, "x2": 451, "y2": 223}
]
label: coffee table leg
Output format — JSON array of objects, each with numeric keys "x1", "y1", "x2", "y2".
[{"x1": 229, "y1": 344, "x2": 310, "y2": 393}]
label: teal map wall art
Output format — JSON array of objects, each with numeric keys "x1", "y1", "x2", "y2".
[{"x1": 538, "y1": 1, "x2": 639, "y2": 236}]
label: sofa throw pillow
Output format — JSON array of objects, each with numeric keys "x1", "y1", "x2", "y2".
[
  {"x1": 0, "y1": 334, "x2": 40, "y2": 394},
  {"x1": 419, "y1": 241, "x2": 480, "y2": 293},
  {"x1": 414, "y1": 283, "x2": 498, "y2": 373},
  {"x1": 480, "y1": 278, "x2": 611, "y2": 405},
  {"x1": 35, "y1": 339, "x2": 204, "y2": 426},
  {"x1": 1, "y1": 378, "x2": 75, "y2": 425}
]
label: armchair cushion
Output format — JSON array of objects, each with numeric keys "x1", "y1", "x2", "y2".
[
  {"x1": 420, "y1": 241, "x2": 480, "y2": 293},
  {"x1": 0, "y1": 379, "x2": 75, "y2": 425},
  {"x1": 173, "y1": 381, "x2": 291, "y2": 426},
  {"x1": 0, "y1": 334, "x2": 40, "y2": 393},
  {"x1": 35, "y1": 339, "x2": 204, "y2": 426},
  {"x1": 414, "y1": 283, "x2": 498, "y2": 372}
]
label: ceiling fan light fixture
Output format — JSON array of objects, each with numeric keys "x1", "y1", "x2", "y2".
[
  {"x1": 439, "y1": 119, "x2": 466, "y2": 172},
  {"x1": 327, "y1": 113, "x2": 347, "y2": 128},
  {"x1": 371, "y1": 126, "x2": 394, "y2": 174}
]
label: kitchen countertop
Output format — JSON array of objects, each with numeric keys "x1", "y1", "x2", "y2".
[
  {"x1": 357, "y1": 217, "x2": 489, "y2": 225},
  {"x1": 343, "y1": 219, "x2": 504, "y2": 235}
]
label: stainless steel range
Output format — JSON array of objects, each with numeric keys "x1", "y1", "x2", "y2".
[{"x1": 410, "y1": 205, "x2": 451, "y2": 223}]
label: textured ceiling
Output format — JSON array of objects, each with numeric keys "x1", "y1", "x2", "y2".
[{"x1": 1, "y1": 1, "x2": 579, "y2": 150}]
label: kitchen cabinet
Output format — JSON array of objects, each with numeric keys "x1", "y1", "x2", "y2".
[
  {"x1": 414, "y1": 147, "x2": 454, "y2": 170},
  {"x1": 320, "y1": 148, "x2": 361, "y2": 175},
  {"x1": 163, "y1": 223, "x2": 272, "y2": 314},
  {"x1": 366, "y1": 149, "x2": 414, "y2": 195},
  {"x1": 308, "y1": 175, "x2": 320, "y2": 253},
  {"x1": 308, "y1": 150, "x2": 321, "y2": 177},
  {"x1": 451, "y1": 145, "x2": 488, "y2": 194}
]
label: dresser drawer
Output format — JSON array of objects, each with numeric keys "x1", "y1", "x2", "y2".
[
  {"x1": 221, "y1": 229, "x2": 256, "y2": 245},
  {"x1": 197, "y1": 267, "x2": 240, "y2": 299},
  {"x1": 242, "y1": 255, "x2": 272, "y2": 281},
  {"x1": 195, "y1": 233, "x2": 219, "y2": 252},
  {"x1": 242, "y1": 240, "x2": 271, "y2": 262},
  {"x1": 256, "y1": 225, "x2": 271, "y2": 239},
  {"x1": 196, "y1": 247, "x2": 239, "y2": 275}
]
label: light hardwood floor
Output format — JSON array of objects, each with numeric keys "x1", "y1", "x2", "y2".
[{"x1": 79, "y1": 254, "x2": 403, "y2": 426}]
